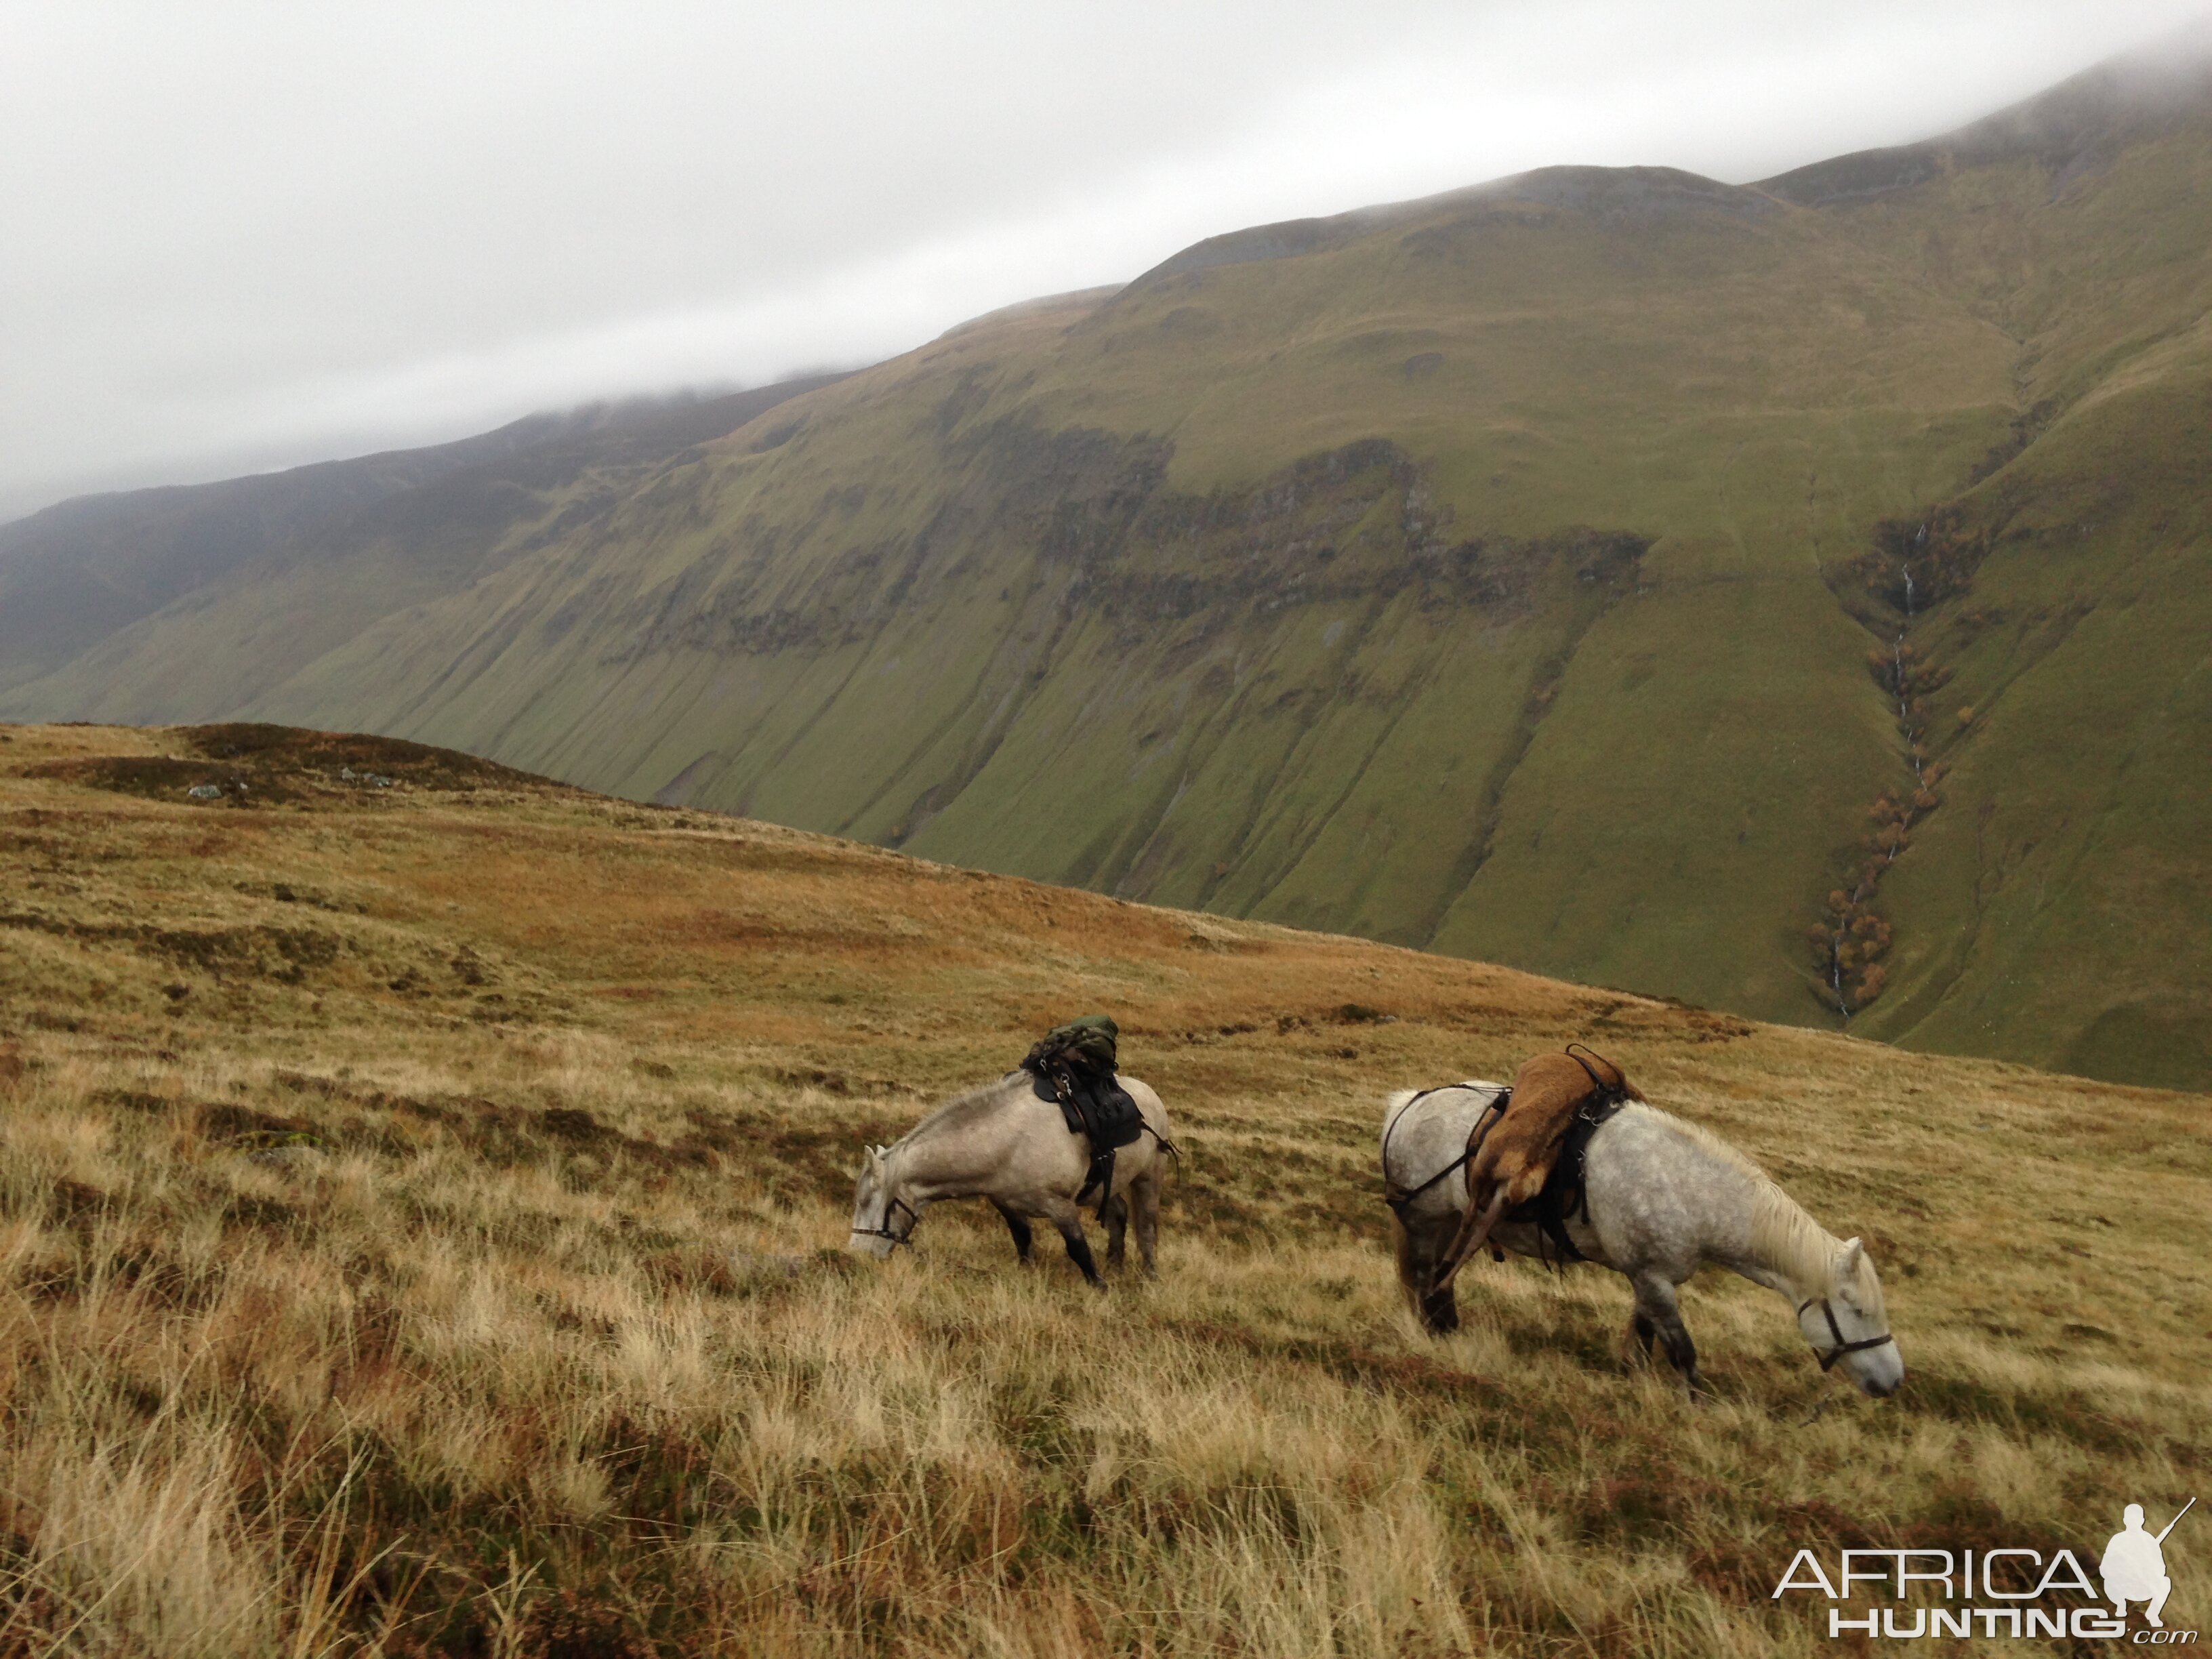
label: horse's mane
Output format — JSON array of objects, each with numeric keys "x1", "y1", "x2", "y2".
[
  {"x1": 902, "y1": 1071, "x2": 1027, "y2": 1144},
  {"x1": 1641, "y1": 1106, "x2": 1883, "y2": 1309},
  {"x1": 1642, "y1": 1104, "x2": 1766, "y2": 1180},
  {"x1": 1750, "y1": 1185, "x2": 1851, "y2": 1298}
]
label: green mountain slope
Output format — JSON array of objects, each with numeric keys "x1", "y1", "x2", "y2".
[
  {"x1": 0, "y1": 377, "x2": 846, "y2": 711},
  {"x1": 5, "y1": 45, "x2": 2208, "y2": 1087},
  {"x1": 1756, "y1": 46, "x2": 2212, "y2": 1087}
]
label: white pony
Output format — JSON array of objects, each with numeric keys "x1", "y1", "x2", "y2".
[
  {"x1": 1382, "y1": 1084, "x2": 1903, "y2": 1397},
  {"x1": 848, "y1": 1072, "x2": 1174, "y2": 1284}
]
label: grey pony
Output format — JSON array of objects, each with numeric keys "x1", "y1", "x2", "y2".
[
  {"x1": 848, "y1": 1071, "x2": 1174, "y2": 1285},
  {"x1": 1382, "y1": 1084, "x2": 1904, "y2": 1398}
]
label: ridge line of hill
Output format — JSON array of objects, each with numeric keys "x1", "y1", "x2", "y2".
[{"x1": 3, "y1": 39, "x2": 2209, "y2": 1089}]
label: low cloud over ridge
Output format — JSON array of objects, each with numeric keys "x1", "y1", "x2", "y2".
[{"x1": 4, "y1": 0, "x2": 2206, "y2": 520}]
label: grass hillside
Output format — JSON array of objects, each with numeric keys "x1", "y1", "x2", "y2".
[
  {"x1": 4, "y1": 49, "x2": 2209, "y2": 1089},
  {"x1": 1, "y1": 721, "x2": 2206, "y2": 1656}
]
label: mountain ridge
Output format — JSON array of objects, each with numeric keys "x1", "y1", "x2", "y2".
[
  {"x1": 5, "y1": 45, "x2": 2208, "y2": 1088},
  {"x1": 0, "y1": 376, "x2": 849, "y2": 697}
]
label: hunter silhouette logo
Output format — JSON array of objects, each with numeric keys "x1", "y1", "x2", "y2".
[{"x1": 2104, "y1": 1498, "x2": 2192, "y2": 1631}]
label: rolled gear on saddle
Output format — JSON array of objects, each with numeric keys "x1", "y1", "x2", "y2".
[
  {"x1": 1433, "y1": 1045, "x2": 1644, "y2": 1293},
  {"x1": 1021, "y1": 1014, "x2": 1146, "y2": 1214}
]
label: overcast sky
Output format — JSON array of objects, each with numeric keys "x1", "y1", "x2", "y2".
[{"x1": 3, "y1": 1, "x2": 2205, "y2": 522}]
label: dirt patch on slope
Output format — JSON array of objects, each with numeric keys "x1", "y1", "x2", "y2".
[{"x1": 25, "y1": 722, "x2": 561, "y2": 808}]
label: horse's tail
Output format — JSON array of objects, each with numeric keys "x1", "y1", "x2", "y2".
[
  {"x1": 1389, "y1": 1203, "x2": 1462, "y2": 1333},
  {"x1": 1145, "y1": 1122, "x2": 1181, "y2": 1176},
  {"x1": 1131, "y1": 1083, "x2": 1180, "y2": 1181},
  {"x1": 1389, "y1": 1203, "x2": 1422, "y2": 1311}
]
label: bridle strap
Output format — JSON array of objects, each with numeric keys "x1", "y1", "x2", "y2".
[
  {"x1": 850, "y1": 1191, "x2": 919, "y2": 1250},
  {"x1": 1798, "y1": 1296, "x2": 1896, "y2": 1371}
]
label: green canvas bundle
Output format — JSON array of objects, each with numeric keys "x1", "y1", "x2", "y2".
[{"x1": 1020, "y1": 1013, "x2": 1119, "y2": 1080}]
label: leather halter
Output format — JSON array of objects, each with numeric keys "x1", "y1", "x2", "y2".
[
  {"x1": 850, "y1": 1191, "x2": 919, "y2": 1250},
  {"x1": 1798, "y1": 1296, "x2": 1896, "y2": 1371}
]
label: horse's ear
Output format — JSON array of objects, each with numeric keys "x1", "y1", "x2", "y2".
[{"x1": 1839, "y1": 1237, "x2": 1865, "y2": 1277}]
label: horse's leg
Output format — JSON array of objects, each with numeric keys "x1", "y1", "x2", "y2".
[
  {"x1": 1631, "y1": 1273, "x2": 1706, "y2": 1398},
  {"x1": 1131, "y1": 1172, "x2": 1160, "y2": 1278},
  {"x1": 1040, "y1": 1198, "x2": 1105, "y2": 1289},
  {"x1": 1623, "y1": 1309, "x2": 1659, "y2": 1368},
  {"x1": 1103, "y1": 1193, "x2": 1129, "y2": 1267},
  {"x1": 991, "y1": 1199, "x2": 1035, "y2": 1265}
]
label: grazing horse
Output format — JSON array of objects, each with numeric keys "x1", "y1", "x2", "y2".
[
  {"x1": 1381, "y1": 1084, "x2": 1904, "y2": 1397},
  {"x1": 847, "y1": 1072, "x2": 1174, "y2": 1284}
]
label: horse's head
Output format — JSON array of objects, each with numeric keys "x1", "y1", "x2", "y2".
[
  {"x1": 846, "y1": 1143, "x2": 916, "y2": 1259},
  {"x1": 1797, "y1": 1237, "x2": 1904, "y2": 1397}
]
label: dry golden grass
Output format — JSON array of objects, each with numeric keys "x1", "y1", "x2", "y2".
[{"x1": 0, "y1": 720, "x2": 2205, "y2": 1656}]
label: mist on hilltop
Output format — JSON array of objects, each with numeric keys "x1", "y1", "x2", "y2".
[{"x1": 5, "y1": 1, "x2": 2207, "y2": 521}]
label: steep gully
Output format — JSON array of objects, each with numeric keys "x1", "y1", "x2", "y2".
[{"x1": 1814, "y1": 508, "x2": 1989, "y2": 1019}]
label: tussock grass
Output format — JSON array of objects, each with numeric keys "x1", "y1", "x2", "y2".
[{"x1": 0, "y1": 723, "x2": 2205, "y2": 1654}]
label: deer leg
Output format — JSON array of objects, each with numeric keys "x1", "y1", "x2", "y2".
[
  {"x1": 1632, "y1": 1274, "x2": 1706, "y2": 1398},
  {"x1": 1431, "y1": 1187, "x2": 1509, "y2": 1296},
  {"x1": 991, "y1": 1200, "x2": 1035, "y2": 1265}
]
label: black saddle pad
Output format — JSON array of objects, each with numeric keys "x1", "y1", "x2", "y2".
[
  {"x1": 1029, "y1": 1066, "x2": 1144, "y2": 1150},
  {"x1": 1507, "y1": 1094, "x2": 1626, "y2": 1265}
]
